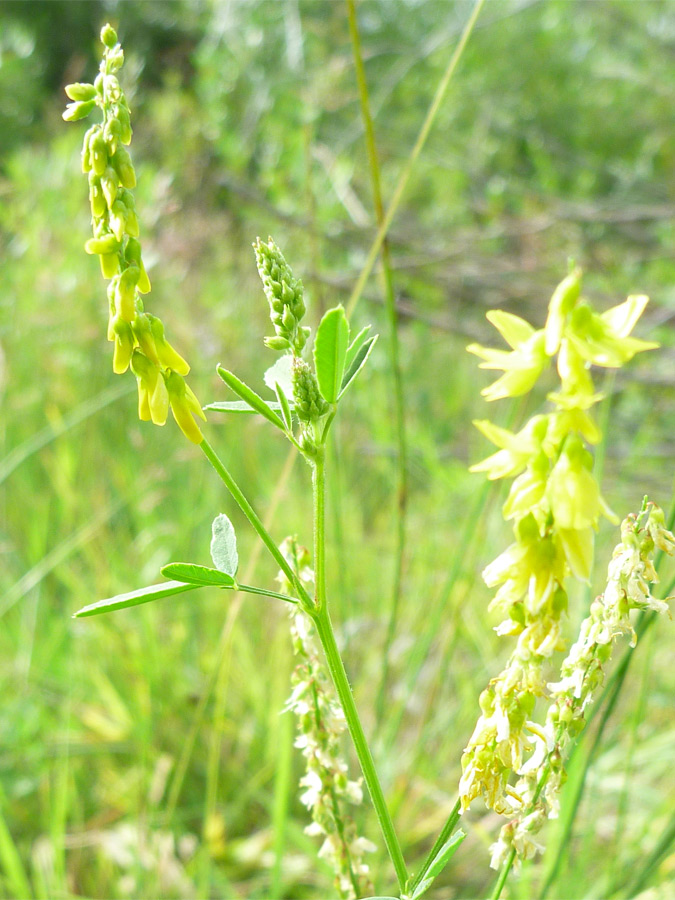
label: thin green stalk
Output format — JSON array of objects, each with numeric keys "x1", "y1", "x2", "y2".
[
  {"x1": 271, "y1": 704, "x2": 294, "y2": 899},
  {"x1": 410, "y1": 799, "x2": 461, "y2": 893},
  {"x1": 199, "y1": 437, "x2": 313, "y2": 609},
  {"x1": 607, "y1": 625, "x2": 654, "y2": 881},
  {"x1": 311, "y1": 450, "x2": 408, "y2": 892},
  {"x1": 346, "y1": 0, "x2": 486, "y2": 318},
  {"x1": 346, "y1": 0, "x2": 409, "y2": 728},
  {"x1": 314, "y1": 607, "x2": 408, "y2": 893},
  {"x1": 490, "y1": 848, "x2": 516, "y2": 900},
  {"x1": 313, "y1": 452, "x2": 328, "y2": 613},
  {"x1": 619, "y1": 811, "x2": 675, "y2": 899}
]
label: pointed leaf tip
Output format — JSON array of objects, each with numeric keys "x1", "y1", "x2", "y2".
[{"x1": 73, "y1": 580, "x2": 202, "y2": 618}]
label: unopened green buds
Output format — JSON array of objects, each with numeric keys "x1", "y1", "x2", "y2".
[
  {"x1": 100, "y1": 24, "x2": 118, "y2": 48},
  {"x1": 65, "y1": 23, "x2": 204, "y2": 444},
  {"x1": 254, "y1": 237, "x2": 310, "y2": 354},
  {"x1": 292, "y1": 358, "x2": 329, "y2": 424},
  {"x1": 63, "y1": 100, "x2": 96, "y2": 122},
  {"x1": 65, "y1": 82, "x2": 97, "y2": 103}
]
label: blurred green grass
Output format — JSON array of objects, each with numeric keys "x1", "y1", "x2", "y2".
[{"x1": 1, "y1": 1, "x2": 674, "y2": 898}]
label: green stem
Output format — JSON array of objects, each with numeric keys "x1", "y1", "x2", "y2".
[
  {"x1": 311, "y1": 448, "x2": 408, "y2": 892},
  {"x1": 235, "y1": 583, "x2": 298, "y2": 604},
  {"x1": 200, "y1": 437, "x2": 313, "y2": 610},
  {"x1": 346, "y1": 0, "x2": 409, "y2": 729},
  {"x1": 314, "y1": 607, "x2": 408, "y2": 893},
  {"x1": 313, "y1": 451, "x2": 327, "y2": 612},
  {"x1": 491, "y1": 848, "x2": 516, "y2": 900}
]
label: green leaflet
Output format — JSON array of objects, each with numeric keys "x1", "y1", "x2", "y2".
[
  {"x1": 314, "y1": 306, "x2": 350, "y2": 403},
  {"x1": 339, "y1": 335, "x2": 378, "y2": 398},
  {"x1": 160, "y1": 562, "x2": 236, "y2": 587},
  {"x1": 216, "y1": 366, "x2": 286, "y2": 430},
  {"x1": 210, "y1": 513, "x2": 239, "y2": 576},
  {"x1": 204, "y1": 400, "x2": 290, "y2": 415},
  {"x1": 73, "y1": 580, "x2": 202, "y2": 617}
]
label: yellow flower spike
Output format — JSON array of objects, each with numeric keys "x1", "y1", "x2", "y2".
[
  {"x1": 111, "y1": 317, "x2": 134, "y2": 374},
  {"x1": 166, "y1": 371, "x2": 205, "y2": 444},
  {"x1": 130, "y1": 351, "x2": 168, "y2": 426},
  {"x1": 148, "y1": 315, "x2": 190, "y2": 375},
  {"x1": 544, "y1": 268, "x2": 582, "y2": 356}
]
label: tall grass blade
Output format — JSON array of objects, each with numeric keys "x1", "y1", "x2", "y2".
[
  {"x1": 0, "y1": 785, "x2": 32, "y2": 899},
  {"x1": 346, "y1": 0, "x2": 410, "y2": 728},
  {"x1": 346, "y1": 0, "x2": 486, "y2": 318}
]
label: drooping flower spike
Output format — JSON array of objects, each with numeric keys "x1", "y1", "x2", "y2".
[
  {"x1": 459, "y1": 269, "x2": 658, "y2": 832},
  {"x1": 64, "y1": 24, "x2": 205, "y2": 443}
]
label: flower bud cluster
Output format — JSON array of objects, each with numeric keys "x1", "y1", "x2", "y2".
[
  {"x1": 64, "y1": 24, "x2": 205, "y2": 443},
  {"x1": 278, "y1": 538, "x2": 375, "y2": 899},
  {"x1": 460, "y1": 270, "x2": 657, "y2": 816},
  {"x1": 254, "y1": 237, "x2": 311, "y2": 354},
  {"x1": 489, "y1": 503, "x2": 674, "y2": 869},
  {"x1": 292, "y1": 358, "x2": 330, "y2": 424}
]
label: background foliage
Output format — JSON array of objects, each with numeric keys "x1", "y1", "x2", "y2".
[{"x1": 1, "y1": 1, "x2": 674, "y2": 898}]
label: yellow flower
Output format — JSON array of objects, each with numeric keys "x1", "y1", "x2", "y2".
[
  {"x1": 566, "y1": 296, "x2": 658, "y2": 368},
  {"x1": 166, "y1": 371, "x2": 206, "y2": 444},
  {"x1": 130, "y1": 350, "x2": 168, "y2": 426},
  {"x1": 543, "y1": 268, "x2": 581, "y2": 356},
  {"x1": 470, "y1": 416, "x2": 549, "y2": 480},
  {"x1": 467, "y1": 312, "x2": 548, "y2": 401}
]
